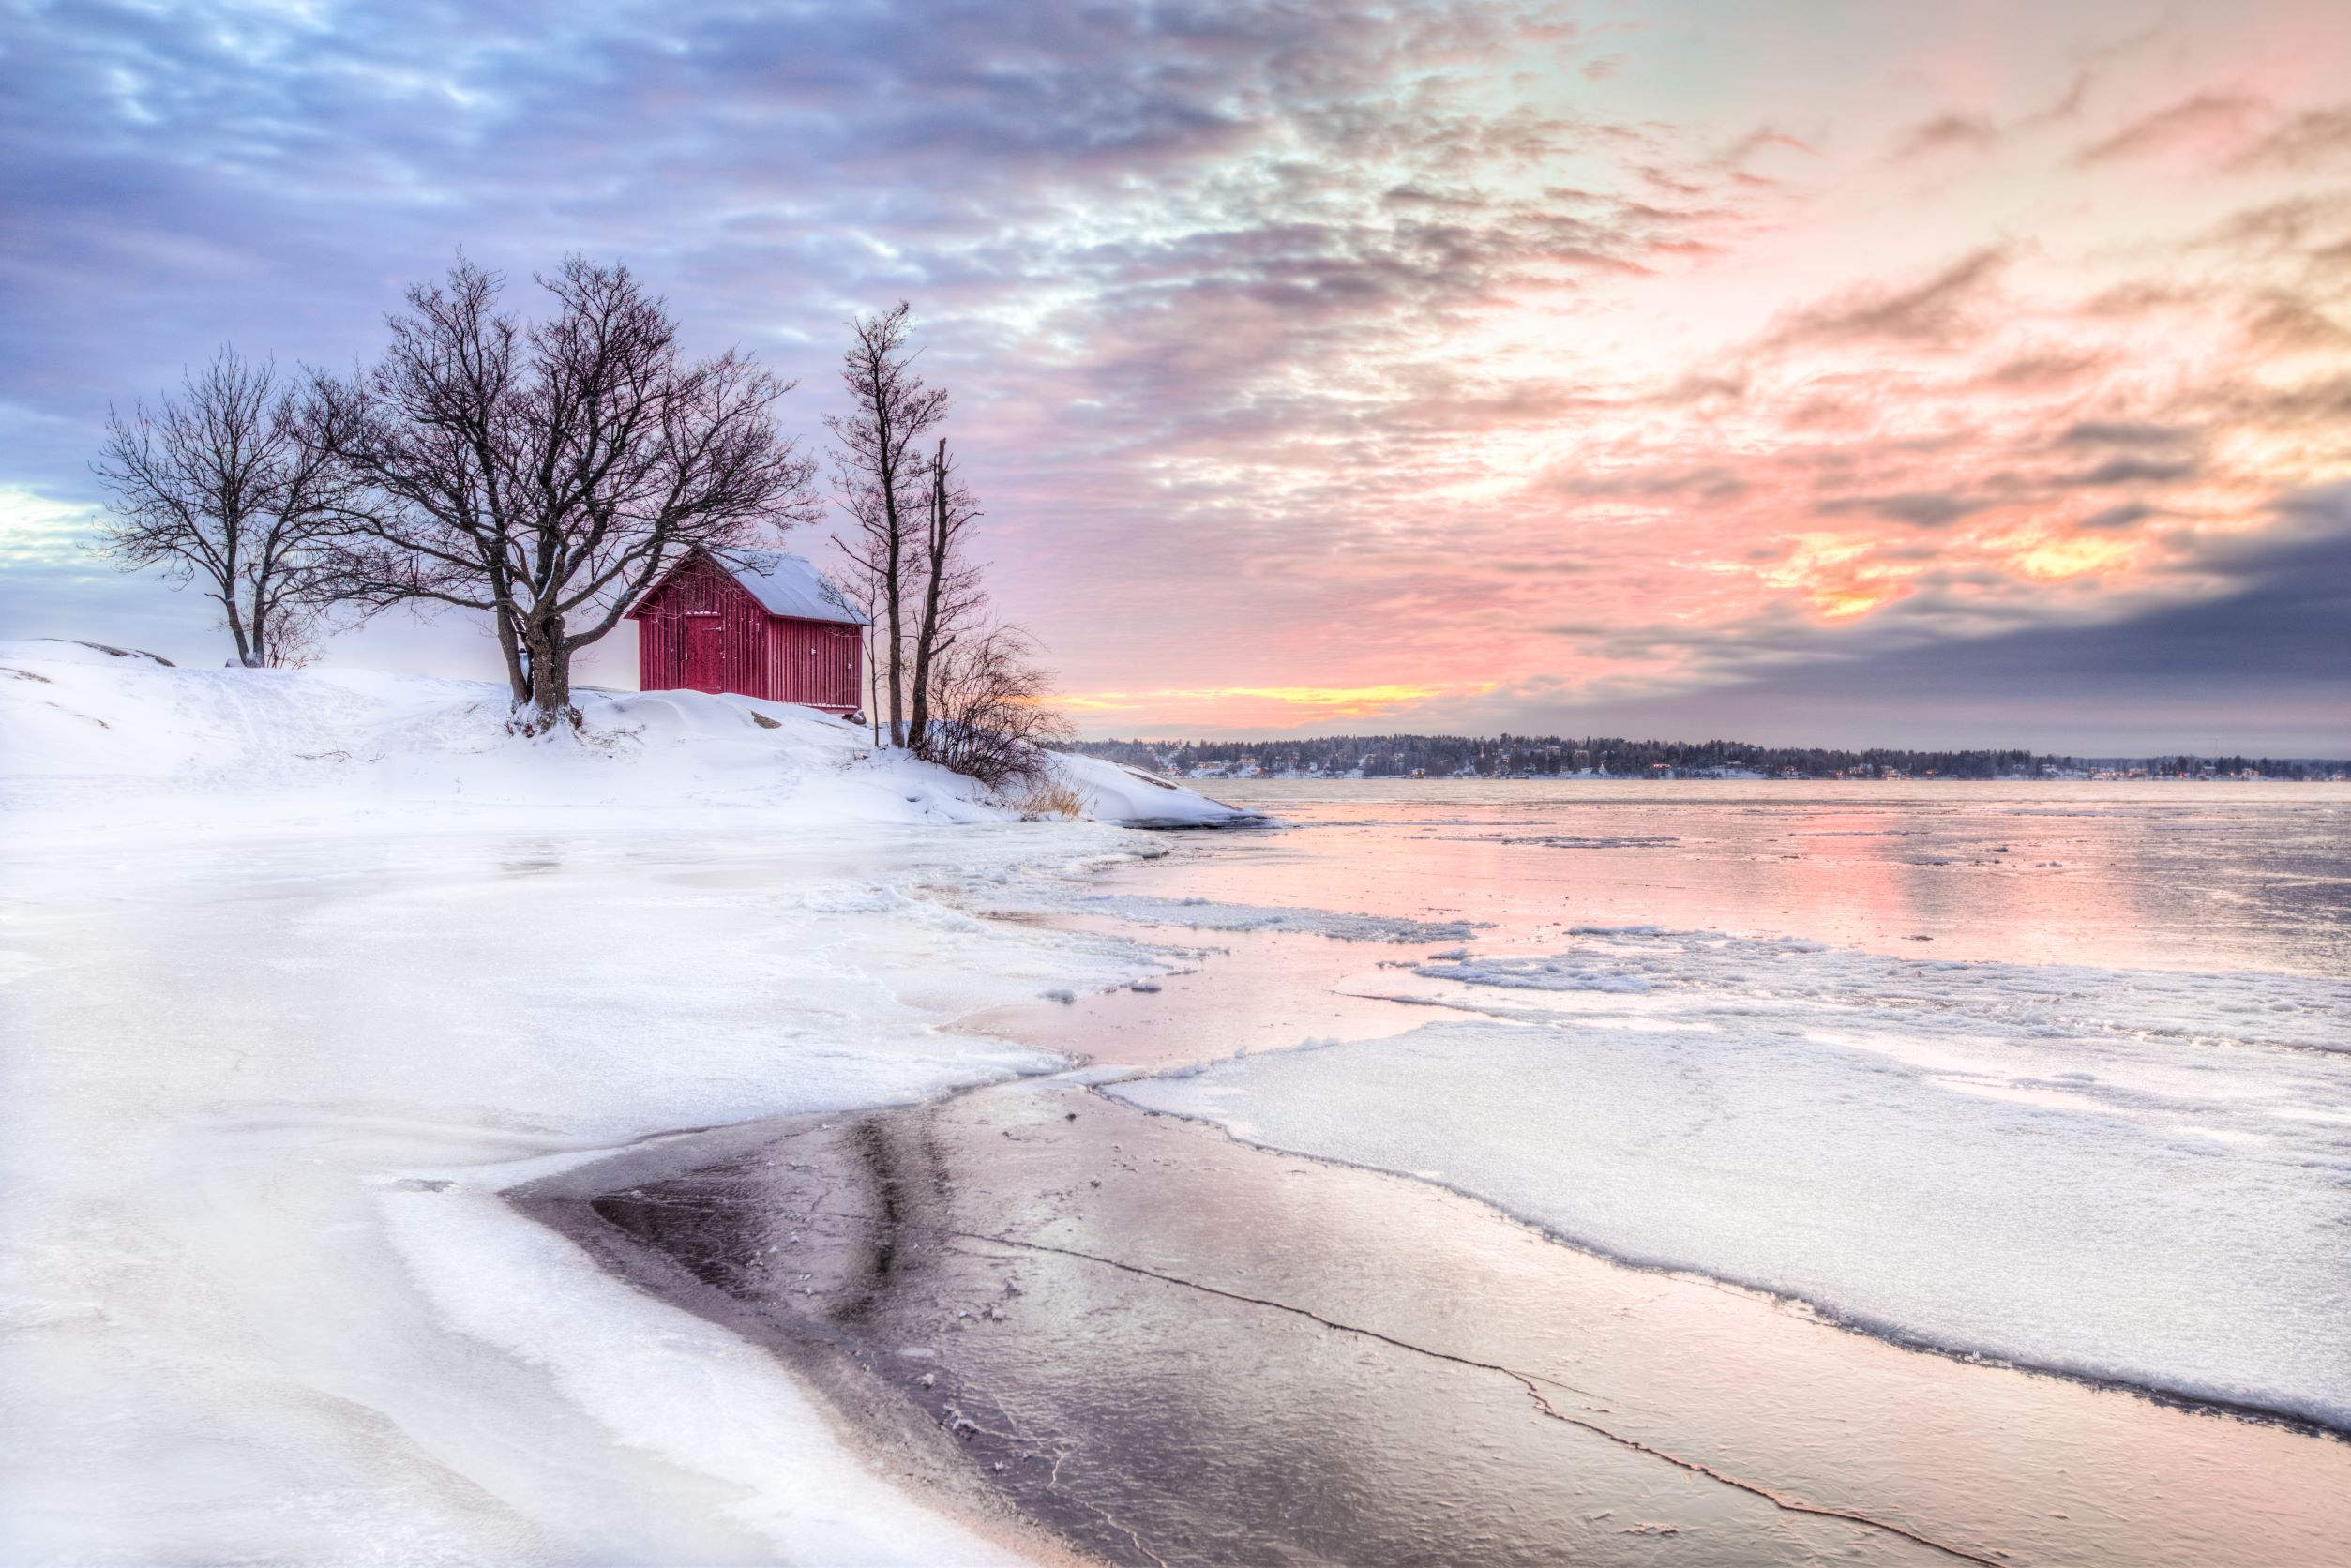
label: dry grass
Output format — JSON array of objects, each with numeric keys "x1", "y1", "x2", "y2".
[{"x1": 1011, "y1": 778, "x2": 1087, "y2": 821}]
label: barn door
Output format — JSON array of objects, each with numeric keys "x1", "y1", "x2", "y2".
[{"x1": 684, "y1": 616, "x2": 723, "y2": 692}]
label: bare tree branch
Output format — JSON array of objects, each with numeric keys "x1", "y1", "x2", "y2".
[{"x1": 311, "y1": 256, "x2": 820, "y2": 727}]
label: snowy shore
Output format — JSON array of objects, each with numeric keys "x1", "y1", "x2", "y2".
[
  {"x1": 0, "y1": 637, "x2": 1246, "y2": 833},
  {"x1": 0, "y1": 638, "x2": 1235, "y2": 1565}
]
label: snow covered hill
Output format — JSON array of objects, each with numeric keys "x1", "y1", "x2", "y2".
[{"x1": 0, "y1": 637, "x2": 1243, "y2": 831}]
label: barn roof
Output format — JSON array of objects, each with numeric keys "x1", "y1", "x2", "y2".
[{"x1": 633, "y1": 548, "x2": 869, "y2": 626}]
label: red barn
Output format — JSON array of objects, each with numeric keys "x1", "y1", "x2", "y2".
[{"x1": 626, "y1": 548, "x2": 867, "y2": 716}]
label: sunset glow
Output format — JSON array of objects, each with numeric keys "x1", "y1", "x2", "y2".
[
  {"x1": 1061, "y1": 683, "x2": 1494, "y2": 727},
  {"x1": 2, "y1": 0, "x2": 2345, "y2": 747}
]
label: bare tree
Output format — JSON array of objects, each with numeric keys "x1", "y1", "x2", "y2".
[
  {"x1": 312, "y1": 256, "x2": 820, "y2": 729},
  {"x1": 93, "y1": 349, "x2": 344, "y2": 666},
  {"x1": 921, "y1": 624, "x2": 1073, "y2": 793},
  {"x1": 826, "y1": 303, "x2": 946, "y2": 747},
  {"x1": 907, "y1": 436, "x2": 986, "y2": 758}
]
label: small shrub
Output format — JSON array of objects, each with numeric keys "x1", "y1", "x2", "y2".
[{"x1": 918, "y1": 626, "x2": 1073, "y2": 794}]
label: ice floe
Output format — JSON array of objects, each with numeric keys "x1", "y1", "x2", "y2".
[{"x1": 1119, "y1": 922, "x2": 2351, "y2": 1432}]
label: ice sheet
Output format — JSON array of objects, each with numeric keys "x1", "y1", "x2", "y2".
[
  {"x1": 1117, "y1": 924, "x2": 2351, "y2": 1432},
  {"x1": 1051, "y1": 752, "x2": 1257, "y2": 828},
  {"x1": 1043, "y1": 892, "x2": 1484, "y2": 943}
]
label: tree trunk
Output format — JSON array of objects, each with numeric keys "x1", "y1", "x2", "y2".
[
  {"x1": 488, "y1": 563, "x2": 530, "y2": 704},
  {"x1": 247, "y1": 561, "x2": 272, "y2": 668},
  {"x1": 221, "y1": 592, "x2": 253, "y2": 667},
  {"x1": 908, "y1": 439, "x2": 946, "y2": 756},
  {"x1": 883, "y1": 526, "x2": 905, "y2": 746},
  {"x1": 874, "y1": 382, "x2": 910, "y2": 749},
  {"x1": 530, "y1": 654, "x2": 572, "y2": 719},
  {"x1": 520, "y1": 612, "x2": 574, "y2": 731},
  {"x1": 219, "y1": 526, "x2": 253, "y2": 666}
]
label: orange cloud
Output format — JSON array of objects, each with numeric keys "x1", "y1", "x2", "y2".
[{"x1": 1059, "y1": 683, "x2": 1494, "y2": 729}]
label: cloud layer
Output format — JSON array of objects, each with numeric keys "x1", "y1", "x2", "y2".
[{"x1": 2, "y1": 0, "x2": 2347, "y2": 748}]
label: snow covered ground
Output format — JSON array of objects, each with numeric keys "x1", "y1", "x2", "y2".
[{"x1": 0, "y1": 638, "x2": 1236, "y2": 1564}]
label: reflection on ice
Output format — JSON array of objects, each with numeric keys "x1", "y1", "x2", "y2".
[
  {"x1": 1097, "y1": 782, "x2": 2351, "y2": 1446},
  {"x1": 1412, "y1": 926, "x2": 2349, "y2": 1055},
  {"x1": 1149, "y1": 778, "x2": 2351, "y2": 974},
  {"x1": 1116, "y1": 920, "x2": 2351, "y2": 1431}
]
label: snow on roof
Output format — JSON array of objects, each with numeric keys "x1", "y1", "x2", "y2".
[
  {"x1": 646, "y1": 549, "x2": 868, "y2": 626},
  {"x1": 720, "y1": 550, "x2": 869, "y2": 626}
]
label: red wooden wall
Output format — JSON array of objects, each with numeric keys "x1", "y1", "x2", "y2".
[{"x1": 633, "y1": 554, "x2": 862, "y2": 714}]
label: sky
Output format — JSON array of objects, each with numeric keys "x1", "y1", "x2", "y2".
[{"x1": 2, "y1": 0, "x2": 2347, "y2": 752}]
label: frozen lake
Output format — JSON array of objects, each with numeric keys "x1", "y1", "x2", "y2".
[
  {"x1": 530, "y1": 776, "x2": 2351, "y2": 1567},
  {"x1": 1110, "y1": 779, "x2": 2351, "y2": 1433},
  {"x1": 7, "y1": 689, "x2": 2343, "y2": 1568}
]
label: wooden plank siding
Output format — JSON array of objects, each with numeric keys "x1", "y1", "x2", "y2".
[
  {"x1": 631, "y1": 552, "x2": 863, "y2": 715},
  {"x1": 762, "y1": 615, "x2": 864, "y2": 710}
]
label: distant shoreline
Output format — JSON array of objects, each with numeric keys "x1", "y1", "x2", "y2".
[{"x1": 1066, "y1": 739, "x2": 2350, "y2": 786}]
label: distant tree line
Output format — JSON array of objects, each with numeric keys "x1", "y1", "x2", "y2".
[
  {"x1": 1066, "y1": 735, "x2": 2344, "y2": 781},
  {"x1": 92, "y1": 257, "x2": 1063, "y2": 787}
]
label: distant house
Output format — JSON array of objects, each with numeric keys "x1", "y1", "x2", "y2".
[{"x1": 626, "y1": 548, "x2": 867, "y2": 716}]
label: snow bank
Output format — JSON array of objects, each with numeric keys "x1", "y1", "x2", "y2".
[
  {"x1": 0, "y1": 637, "x2": 1240, "y2": 832},
  {"x1": 379, "y1": 1183, "x2": 1030, "y2": 1567},
  {"x1": 0, "y1": 637, "x2": 1223, "y2": 1564}
]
